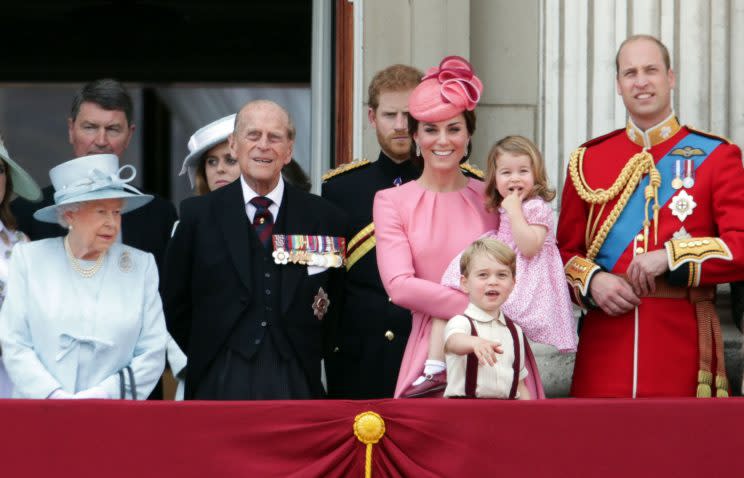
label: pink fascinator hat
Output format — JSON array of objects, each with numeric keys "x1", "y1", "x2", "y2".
[{"x1": 408, "y1": 55, "x2": 483, "y2": 122}]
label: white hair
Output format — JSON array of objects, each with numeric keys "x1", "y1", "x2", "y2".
[{"x1": 56, "y1": 203, "x2": 82, "y2": 228}]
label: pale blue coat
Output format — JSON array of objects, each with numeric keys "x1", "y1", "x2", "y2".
[{"x1": 0, "y1": 239, "x2": 167, "y2": 399}]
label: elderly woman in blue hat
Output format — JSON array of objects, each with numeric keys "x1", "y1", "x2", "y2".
[
  {"x1": 0, "y1": 136, "x2": 42, "y2": 397},
  {"x1": 0, "y1": 154, "x2": 167, "y2": 399}
]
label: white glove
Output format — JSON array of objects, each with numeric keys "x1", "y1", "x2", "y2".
[
  {"x1": 48, "y1": 388, "x2": 75, "y2": 399},
  {"x1": 73, "y1": 387, "x2": 110, "y2": 399}
]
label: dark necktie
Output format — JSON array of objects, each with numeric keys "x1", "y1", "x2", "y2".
[{"x1": 250, "y1": 196, "x2": 274, "y2": 248}]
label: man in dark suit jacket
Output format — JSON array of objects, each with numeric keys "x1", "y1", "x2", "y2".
[
  {"x1": 11, "y1": 79, "x2": 177, "y2": 270},
  {"x1": 321, "y1": 64, "x2": 422, "y2": 398},
  {"x1": 163, "y1": 100, "x2": 347, "y2": 400}
]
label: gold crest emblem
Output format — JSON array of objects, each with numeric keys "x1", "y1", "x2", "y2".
[{"x1": 671, "y1": 146, "x2": 705, "y2": 158}]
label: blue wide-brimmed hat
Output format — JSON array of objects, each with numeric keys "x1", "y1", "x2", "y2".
[
  {"x1": 33, "y1": 154, "x2": 153, "y2": 223},
  {"x1": 179, "y1": 113, "x2": 236, "y2": 188},
  {"x1": 0, "y1": 137, "x2": 42, "y2": 202}
]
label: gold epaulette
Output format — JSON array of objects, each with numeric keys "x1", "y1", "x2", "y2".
[
  {"x1": 686, "y1": 126, "x2": 732, "y2": 144},
  {"x1": 460, "y1": 162, "x2": 484, "y2": 179},
  {"x1": 665, "y1": 237, "x2": 732, "y2": 287},
  {"x1": 322, "y1": 159, "x2": 370, "y2": 182},
  {"x1": 564, "y1": 256, "x2": 601, "y2": 302}
]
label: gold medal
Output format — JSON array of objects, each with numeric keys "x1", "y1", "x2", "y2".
[{"x1": 671, "y1": 160, "x2": 683, "y2": 190}]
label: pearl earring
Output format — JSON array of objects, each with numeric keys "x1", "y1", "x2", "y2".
[{"x1": 415, "y1": 143, "x2": 421, "y2": 157}]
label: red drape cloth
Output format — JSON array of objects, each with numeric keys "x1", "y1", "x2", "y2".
[{"x1": 0, "y1": 398, "x2": 740, "y2": 477}]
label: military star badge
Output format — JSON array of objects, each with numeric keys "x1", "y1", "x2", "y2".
[
  {"x1": 312, "y1": 287, "x2": 330, "y2": 320},
  {"x1": 669, "y1": 190, "x2": 697, "y2": 222}
]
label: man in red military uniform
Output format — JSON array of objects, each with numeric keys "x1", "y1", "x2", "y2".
[{"x1": 557, "y1": 34, "x2": 744, "y2": 398}]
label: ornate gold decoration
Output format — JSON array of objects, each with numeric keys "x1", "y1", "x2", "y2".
[
  {"x1": 459, "y1": 162, "x2": 484, "y2": 179},
  {"x1": 564, "y1": 256, "x2": 601, "y2": 298},
  {"x1": 626, "y1": 115, "x2": 681, "y2": 148},
  {"x1": 321, "y1": 158, "x2": 370, "y2": 181},
  {"x1": 64, "y1": 235, "x2": 105, "y2": 278},
  {"x1": 670, "y1": 146, "x2": 705, "y2": 158},
  {"x1": 346, "y1": 223, "x2": 376, "y2": 271},
  {"x1": 569, "y1": 147, "x2": 661, "y2": 260},
  {"x1": 665, "y1": 237, "x2": 732, "y2": 274},
  {"x1": 354, "y1": 411, "x2": 386, "y2": 478}
]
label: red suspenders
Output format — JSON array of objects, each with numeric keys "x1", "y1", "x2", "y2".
[{"x1": 462, "y1": 314, "x2": 521, "y2": 399}]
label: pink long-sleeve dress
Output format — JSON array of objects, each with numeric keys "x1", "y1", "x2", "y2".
[{"x1": 374, "y1": 178, "x2": 544, "y2": 398}]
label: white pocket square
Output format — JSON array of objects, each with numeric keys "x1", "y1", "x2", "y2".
[{"x1": 307, "y1": 265, "x2": 328, "y2": 276}]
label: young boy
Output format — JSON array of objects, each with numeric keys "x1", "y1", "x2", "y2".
[{"x1": 443, "y1": 238, "x2": 531, "y2": 399}]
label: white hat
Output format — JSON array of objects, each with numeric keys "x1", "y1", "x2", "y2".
[
  {"x1": 179, "y1": 114, "x2": 236, "y2": 188},
  {"x1": 33, "y1": 154, "x2": 153, "y2": 223},
  {"x1": 0, "y1": 137, "x2": 42, "y2": 202}
]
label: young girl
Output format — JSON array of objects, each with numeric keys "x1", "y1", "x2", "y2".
[{"x1": 408, "y1": 135, "x2": 576, "y2": 396}]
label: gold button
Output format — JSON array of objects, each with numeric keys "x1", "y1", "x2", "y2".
[
  {"x1": 635, "y1": 247, "x2": 644, "y2": 255},
  {"x1": 636, "y1": 234, "x2": 645, "y2": 242},
  {"x1": 384, "y1": 330, "x2": 395, "y2": 341}
]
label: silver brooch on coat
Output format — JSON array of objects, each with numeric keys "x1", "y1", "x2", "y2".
[{"x1": 118, "y1": 251, "x2": 133, "y2": 272}]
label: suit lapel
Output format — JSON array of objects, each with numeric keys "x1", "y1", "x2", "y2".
[
  {"x1": 216, "y1": 181, "x2": 253, "y2": 291},
  {"x1": 279, "y1": 185, "x2": 312, "y2": 314}
]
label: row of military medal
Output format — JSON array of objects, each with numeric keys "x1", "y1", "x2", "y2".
[
  {"x1": 669, "y1": 159, "x2": 698, "y2": 222},
  {"x1": 271, "y1": 234, "x2": 346, "y2": 268},
  {"x1": 671, "y1": 159, "x2": 695, "y2": 190}
]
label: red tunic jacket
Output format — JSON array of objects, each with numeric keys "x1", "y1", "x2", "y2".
[{"x1": 557, "y1": 117, "x2": 744, "y2": 397}]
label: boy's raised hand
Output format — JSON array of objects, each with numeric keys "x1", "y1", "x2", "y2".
[{"x1": 471, "y1": 337, "x2": 503, "y2": 367}]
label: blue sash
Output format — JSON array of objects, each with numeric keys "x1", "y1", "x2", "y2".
[{"x1": 595, "y1": 133, "x2": 722, "y2": 271}]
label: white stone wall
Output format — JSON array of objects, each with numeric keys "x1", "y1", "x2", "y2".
[
  {"x1": 543, "y1": 0, "x2": 744, "y2": 202},
  {"x1": 362, "y1": 0, "x2": 744, "y2": 189}
]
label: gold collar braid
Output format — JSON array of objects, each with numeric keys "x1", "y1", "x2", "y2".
[{"x1": 569, "y1": 147, "x2": 660, "y2": 261}]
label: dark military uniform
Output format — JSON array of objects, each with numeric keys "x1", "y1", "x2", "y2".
[{"x1": 321, "y1": 152, "x2": 421, "y2": 398}]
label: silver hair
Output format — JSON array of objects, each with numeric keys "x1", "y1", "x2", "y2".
[{"x1": 56, "y1": 203, "x2": 82, "y2": 228}]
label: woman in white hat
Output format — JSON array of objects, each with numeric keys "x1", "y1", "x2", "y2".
[
  {"x1": 0, "y1": 154, "x2": 167, "y2": 399},
  {"x1": 180, "y1": 114, "x2": 241, "y2": 195},
  {"x1": 0, "y1": 136, "x2": 42, "y2": 397}
]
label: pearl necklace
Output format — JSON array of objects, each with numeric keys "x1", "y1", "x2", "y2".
[{"x1": 64, "y1": 236, "x2": 105, "y2": 278}]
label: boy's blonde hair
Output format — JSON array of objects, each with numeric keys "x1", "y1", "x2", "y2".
[
  {"x1": 460, "y1": 237, "x2": 516, "y2": 278},
  {"x1": 484, "y1": 135, "x2": 556, "y2": 211}
]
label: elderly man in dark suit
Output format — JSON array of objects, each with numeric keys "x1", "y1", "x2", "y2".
[
  {"x1": 11, "y1": 79, "x2": 177, "y2": 269},
  {"x1": 163, "y1": 100, "x2": 347, "y2": 400}
]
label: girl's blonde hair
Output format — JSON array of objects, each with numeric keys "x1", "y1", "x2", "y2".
[{"x1": 484, "y1": 135, "x2": 555, "y2": 211}]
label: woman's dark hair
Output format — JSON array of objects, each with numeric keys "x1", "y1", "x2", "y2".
[
  {"x1": 407, "y1": 109, "x2": 477, "y2": 168},
  {"x1": 0, "y1": 159, "x2": 17, "y2": 230}
]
